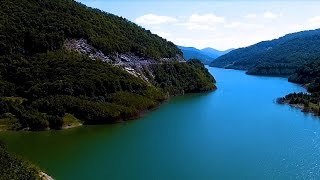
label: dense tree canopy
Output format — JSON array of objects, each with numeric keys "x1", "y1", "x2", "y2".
[
  {"x1": 0, "y1": 0, "x2": 216, "y2": 131},
  {"x1": 210, "y1": 29, "x2": 320, "y2": 76},
  {"x1": 147, "y1": 59, "x2": 216, "y2": 95},
  {"x1": 0, "y1": 0, "x2": 181, "y2": 59},
  {"x1": 288, "y1": 60, "x2": 320, "y2": 92},
  {"x1": 0, "y1": 0, "x2": 217, "y2": 178},
  {"x1": 278, "y1": 92, "x2": 320, "y2": 116},
  {"x1": 279, "y1": 59, "x2": 320, "y2": 116},
  {"x1": 0, "y1": 142, "x2": 40, "y2": 179},
  {"x1": 0, "y1": 50, "x2": 215, "y2": 131}
]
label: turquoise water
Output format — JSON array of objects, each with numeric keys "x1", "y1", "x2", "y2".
[{"x1": 1, "y1": 67, "x2": 320, "y2": 179}]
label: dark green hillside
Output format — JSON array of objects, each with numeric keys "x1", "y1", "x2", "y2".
[
  {"x1": 207, "y1": 28, "x2": 320, "y2": 116},
  {"x1": 1, "y1": 0, "x2": 181, "y2": 59},
  {"x1": 0, "y1": 50, "x2": 169, "y2": 130},
  {"x1": 0, "y1": 50, "x2": 215, "y2": 131},
  {"x1": 147, "y1": 59, "x2": 216, "y2": 95},
  {"x1": 0, "y1": 50, "x2": 216, "y2": 131},
  {"x1": 279, "y1": 59, "x2": 320, "y2": 116},
  {"x1": 0, "y1": 0, "x2": 215, "y2": 131},
  {"x1": 0, "y1": 142, "x2": 40, "y2": 179},
  {"x1": 288, "y1": 60, "x2": 320, "y2": 92},
  {"x1": 278, "y1": 92, "x2": 320, "y2": 116},
  {"x1": 210, "y1": 29, "x2": 320, "y2": 76}
]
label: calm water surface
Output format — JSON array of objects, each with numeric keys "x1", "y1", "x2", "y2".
[{"x1": 1, "y1": 67, "x2": 320, "y2": 179}]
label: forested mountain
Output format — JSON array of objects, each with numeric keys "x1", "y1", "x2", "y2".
[
  {"x1": 0, "y1": 0, "x2": 216, "y2": 131},
  {"x1": 278, "y1": 59, "x2": 320, "y2": 116},
  {"x1": 178, "y1": 46, "x2": 214, "y2": 64},
  {"x1": 0, "y1": 1, "x2": 216, "y2": 177},
  {"x1": 0, "y1": 141, "x2": 41, "y2": 179},
  {"x1": 288, "y1": 59, "x2": 320, "y2": 92},
  {"x1": 178, "y1": 46, "x2": 232, "y2": 65},
  {"x1": 1, "y1": 0, "x2": 181, "y2": 59},
  {"x1": 201, "y1": 47, "x2": 234, "y2": 57},
  {"x1": 210, "y1": 29, "x2": 320, "y2": 75},
  {"x1": 148, "y1": 59, "x2": 216, "y2": 95}
]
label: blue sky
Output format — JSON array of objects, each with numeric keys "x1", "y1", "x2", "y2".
[{"x1": 77, "y1": 0, "x2": 320, "y2": 50}]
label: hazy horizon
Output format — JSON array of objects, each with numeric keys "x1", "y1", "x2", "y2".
[{"x1": 78, "y1": 0, "x2": 319, "y2": 50}]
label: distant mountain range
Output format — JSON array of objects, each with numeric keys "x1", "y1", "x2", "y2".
[
  {"x1": 178, "y1": 46, "x2": 234, "y2": 65},
  {"x1": 210, "y1": 29, "x2": 320, "y2": 76},
  {"x1": 201, "y1": 47, "x2": 234, "y2": 57}
]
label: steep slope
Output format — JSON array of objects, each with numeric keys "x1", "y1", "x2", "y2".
[
  {"x1": 0, "y1": 0, "x2": 216, "y2": 131},
  {"x1": 288, "y1": 59, "x2": 320, "y2": 92},
  {"x1": 1, "y1": 0, "x2": 181, "y2": 59},
  {"x1": 210, "y1": 29, "x2": 320, "y2": 75},
  {"x1": 0, "y1": 142, "x2": 42, "y2": 179},
  {"x1": 278, "y1": 58, "x2": 320, "y2": 116},
  {"x1": 279, "y1": 72, "x2": 320, "y2": 116},
  {"x1": 147, "y1": 59, "x2": 216, "y2": 95}
]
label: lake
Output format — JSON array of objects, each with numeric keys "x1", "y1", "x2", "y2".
[{"x1": 1, "y1": 67, "x2": 320, "y2": 179}]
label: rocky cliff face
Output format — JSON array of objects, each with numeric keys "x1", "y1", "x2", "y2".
[{"x1": 64, "y1": 39, "x2": 185, "y2": 83}]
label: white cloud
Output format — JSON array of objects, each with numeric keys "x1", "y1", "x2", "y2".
[
  {"x1": 244, "y1": 13, "x2": 257, "y2": 18},
  {"x1": 134, "y1": 11, "x2": 314, "y2": 50},
  {"x1": 225, "y1": 22, "x2": 263, "y2": 29},
  {"x1": 177, "y1": 22, "x2": 216, "y2": 31},
  {"x1": 189, "y1": 13, "x2": 225, "y2": 24},
  {"x1": 308, "y1": 16, "x2": 320, "y2": 28},
  {"x1": 289, "y1": 16, "x2": 320, "y2": 32},
  {"x1": 153, "y1": 31, "x2": 171, "y2": 38},
  {"x1": 171, "y1": 36, "x2": 265, "y2": 50},
  {"x1": 263, "y1": 11, "x2": 278, "y2": 19},
  {"x1": 172, "y1": 37, "x2": 218, "y2": 50},
  {"x1": 135, "y1": 14, "x2": 177, "y2": 25},
  {"x1": 225, "y1": 22, "x2": 242, "y2": 28},
  {"x1": 80, "y1": 0, "x2": 320, "y2": 50},
  {"x1": 176, "y1": 13, "x2": 224, "y2": 31}
]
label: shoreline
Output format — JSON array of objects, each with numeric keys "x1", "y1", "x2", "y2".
[
  {"x1": 280, "y1": 101, "x2": 320, "y2": 117},
  {"x1": 61, "y1": 123, "x2": 83, "y2": 130},
  {"x1": 0, "y1": 89, "x2": 216, "y2": 132},
  {"x1": 40, "y1": 172, "x2": 54, "y2": 180}
]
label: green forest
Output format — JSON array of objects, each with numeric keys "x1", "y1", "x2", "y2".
[
  {"x1": 278, "y1": 92, "x2": 320, "y2": 116},
  {"x1": 0, "y1": 0, "x2": 216, "y2": 131},
  {"x1": 288, "y1": 60, "x2": 320, "y2": 92},
  {"x1": 0, "y1": 141, "x2": 40, "y2": 179},
  {"x1": 208, "y1": 27, "x2": 320, "y2": 115},
  {"x1": 1, "y1": 0, "x2": 181, "y2": 59},
  {"x1": 0, "y1": 0, "x2": 216, "y2": 175},
  {"x1": 210, "y1": 29, "x2": 320, "y2": 76},
  {"x1": 278, "y1": 59, "x2": 320, "y2": 115},
  {"x1": 0, "y1": 50, "x2": 215, "y2": 131},
  {"x1": 148, "y1": 59, "x2": 216, "y2": 95},
  {"x1": 0, "y1": 0, "x2": 217, "y2": 176}
]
